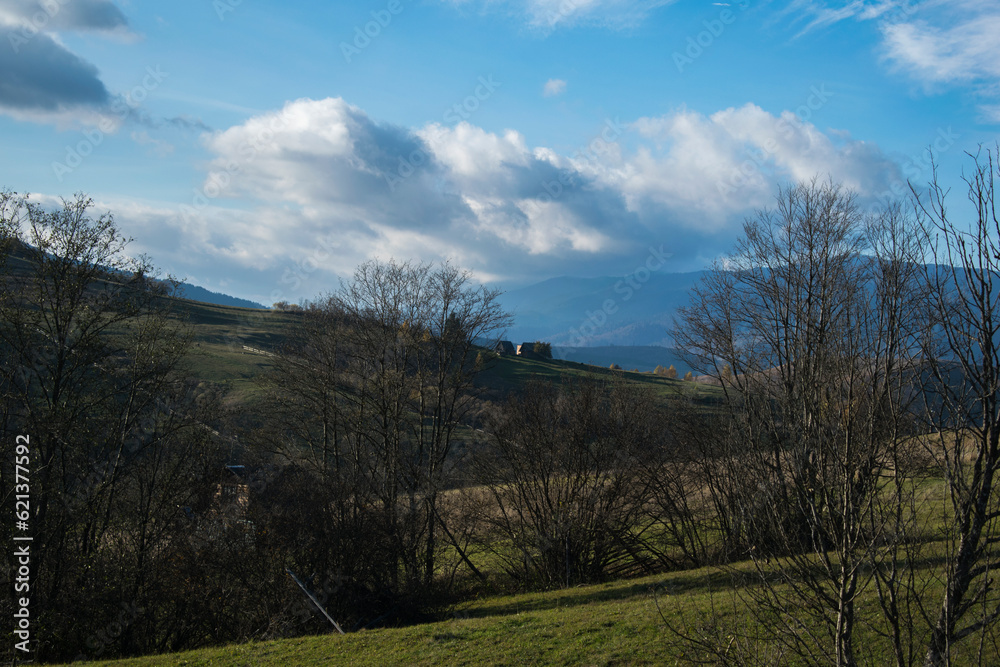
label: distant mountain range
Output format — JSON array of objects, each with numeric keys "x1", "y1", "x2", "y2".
[
  {"x1": 172, "y1": 268, "x2": 704, "y2": 343},
  {"x1": 490, "y1": 270, "x2": 706, "y2": 374},
  {"x1": 496, "y1": 270, "x2": 705, "y2": 348}
]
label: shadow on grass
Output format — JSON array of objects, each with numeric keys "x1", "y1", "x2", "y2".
[
  {"x1": 464, "y1": 568, "x2": 736, "y2": 620},
  {"x1": 461, "y1": 540, "x2": 960, "y2": 623}
]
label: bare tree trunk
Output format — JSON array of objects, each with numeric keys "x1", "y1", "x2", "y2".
[
  {"x1": 913, "y1": 147, "x2": 1000, "y2": 666},
  {"x1": 673, "y1": 179, "x2": 924, "y2": 664}
]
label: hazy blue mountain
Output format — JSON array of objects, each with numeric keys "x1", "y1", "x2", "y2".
[
  {"x1": 497, "y1": 270, "x2": 705, "y2": 348},
  {"x1": 174, "y1": 283, "x2": 266, "y2": 309},
  {"x1": 552, "y1": 345, "x2": 692, "y2": 375}
]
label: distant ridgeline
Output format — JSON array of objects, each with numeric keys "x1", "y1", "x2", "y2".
[
  {"x1": 173, "y1": 283, "x2": 266, "y2": 309},
  {"x1": 3, "y1": 238, "x2": 266, "y2": 310}
]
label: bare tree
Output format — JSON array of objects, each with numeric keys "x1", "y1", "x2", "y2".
[
  {"x1": 673, "y1": 180, "x2": 924, "y2": 665},
  {"x1": 249, "y1": 301, "x2": 391, "y2": 615},
  {"x1": 474, "y1": 379, "x2": 657, "y2": 587},
  {"x1": 0, "y1": 193, "x2": 206, "y2": 661},
  {"x1": 332, "y1": 259, "x2": 510, "y2": 593},
  {"x1": 913, "y1": 147, "x2": 1000, "y2": 666},
  {"x1": 636, "y1": 390, "x2": 715, "y2": 570},
  {"x1": 249, "y1": 258, "x2": 510, "y2": 618}
]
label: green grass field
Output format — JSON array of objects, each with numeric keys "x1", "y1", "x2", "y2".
[
  {"x1": 477, "y1": 352, "x2": 720, "y2": 402},
  {"x1": 59, "y1": 566, "x2": 763, "y2": 667},
  {"x1": 63, "y1": 472, "x2": 980, "y2": 667},
  {"x1": 69, "y1": 498, "x2": 987, "y2": 667},
  {"x1": 167, "y1": 299, "x2": 296, "y2": 403}
]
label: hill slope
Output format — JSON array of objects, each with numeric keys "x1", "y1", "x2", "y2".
[
  {"x1": 174, "y1": 282, "x2": 267, "y2": 309},
  {"x1": 63, "y1": 567, "x2": 747, "y2": 666}
]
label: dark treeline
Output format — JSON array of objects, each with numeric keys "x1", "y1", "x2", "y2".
[{"x1": 1, "y1": 147, "x2": 1000, "y2": 666}]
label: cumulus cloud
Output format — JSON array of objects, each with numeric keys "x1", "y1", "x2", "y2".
[
  {"x1": 577, "y1": 103, "x2": 899, "y2": 230},
  {"x1": 0, "y1": 0, "x2": 129, "y2": 33},
  {"x1": 543, "y1": 78, "x2": 567, "y2": 97},
  {"x1": 146, "y1": 96, "x2": 901, "y2": 302}
]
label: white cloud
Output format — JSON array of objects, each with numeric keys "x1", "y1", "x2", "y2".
[
  {"x1": 0, "y1": 0, "x2": 130, "y2": 33},
  {"x1": 780, "y1": 0, "x2": 891, "y2": 33},
  {"x1": 783, "y1": 1, "x2": 1000, "y2": 118},
  {"x1": 419, "y1": 121, "x2": 531, "y2": 182},
  {"x1": 0, "y1": 0, "x2": 142, "y2": 127},
  {"x1": 876, "y1": 1, "x2": 1000, "y2": 118},
  {"x1": 589, "y1": 104, "x2": 899, "y2": 229},
  {"x1": 117, "y1": 96, "x2": 901, "y2": 301},
  {"x1": 881, "y1": 11, "x2": 1000, "y2": 85},
  {"x1": 0, "y1": 26, "x2": 110, "y2": 114},
  {"x1": 543, "y1": 78, "x2": 567, "y2": 97}
]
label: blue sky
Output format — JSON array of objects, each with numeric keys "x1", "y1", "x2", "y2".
[{"x1": 0, "y1": 0, "x2": 996, "y2": 305}]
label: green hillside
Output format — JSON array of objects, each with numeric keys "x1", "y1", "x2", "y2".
[
  {"x1": 3, "y1": 240, "x2": 719, "y2": 407},
  {"x1": 166, "y1": 295, "x2": 722, "y2": 407},
  {"x1": 168, "y1": 299, "x2": 296, "y2": 401},
  {"x1": 62, "y1": 568, "x2": 738, "y2": 666}
]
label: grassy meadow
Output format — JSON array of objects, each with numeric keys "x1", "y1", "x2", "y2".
[{"x1": 69, "y1": 480, "x2": 983, "y2": 667}]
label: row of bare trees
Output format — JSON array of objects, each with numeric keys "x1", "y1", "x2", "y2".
[
  {"x1": 0, "y1": 194, "x2": 520, "y2": 659},
  {"x1": 0, "y1": 192, "x2": 228, "y2": 661},
  {"x1": 669, "y1": 148, "x2": 1000, "y2": 666},
  {"x1": 243, "y1": 259, "x2": 512, "y2": 627}
]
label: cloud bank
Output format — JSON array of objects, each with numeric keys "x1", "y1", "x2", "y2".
[{"x1": 117, "y1": 96, "x2": 900, "y2": 303}]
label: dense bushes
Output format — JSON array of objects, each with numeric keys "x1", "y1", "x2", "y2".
[{"x1": 471, "y1": 380, "x2": 656, "y2": 587}]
